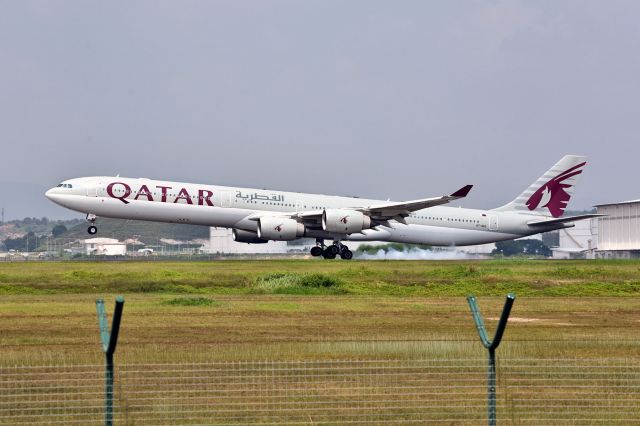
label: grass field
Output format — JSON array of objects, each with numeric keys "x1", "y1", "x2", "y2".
[
  {"x1": 1, "y1": 259, "x2": 640, "y2": 366},
  {"x1": 2, "y1": 258, "x2": 640, "y2": 296}
]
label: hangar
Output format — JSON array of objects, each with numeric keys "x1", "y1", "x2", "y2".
[
  {"x1": 551, "y1": 219, "x2": 598, "y2": 259},
  {"x1": 595, "y1": 200, "x2": 640, "y2": 258}
]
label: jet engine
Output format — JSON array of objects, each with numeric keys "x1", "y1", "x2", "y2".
[
  {"x1": 257, "y1": 217, "x2": 305, "y2": 241},
  {"x1": 322, "y1": 209, "x2": 371, "y2": 234},
  {"x1": 232, "y1": 229, "x2": 268, "y2": 244}
]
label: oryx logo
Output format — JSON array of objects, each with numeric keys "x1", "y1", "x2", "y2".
[
  {"x1": 274, "y1": 224, "x2": 283, "y2": 232},
  {"x1": 526, "y1": 162, "x2": 586, "y2": 218},
  {"x1": 339, "y1": 216, "x2": 349, "y2": 224}
]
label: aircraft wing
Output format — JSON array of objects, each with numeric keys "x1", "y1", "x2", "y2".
[
  {"x1": 361, "y1": 185, "x2": 473, "y2": 219},
  {"x1": 527, "y1": 213, "x2": 605, "y2": 227},
  {"x1": 288, "y1": 184, "x2": 473, "y2": 227}
]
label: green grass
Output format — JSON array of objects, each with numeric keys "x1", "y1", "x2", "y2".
[
  {"x1": 251, "y1": 272, "x2": 347, "y2": 294},
  {"x1": 2, "y1": 259, "x2": 640, "y2": 296},
  {"x1": 161, "y1": 296, "x2": 218, "y2": 306}
]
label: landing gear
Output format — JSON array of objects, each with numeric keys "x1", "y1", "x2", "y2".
[
  {"x1": 322, "y1": 251, "x2": 337, "y2": 259},
  {"x1": 311, "y1": 239, "x2": 353, "y2": 260},
  {"x1": 86, "y1": 213, "x2": 97, "y2": 235},
  {"x1": 340, "y1": 248, "x2": 353, "y2": 260},
  {"x1": 325, "y1": 245, "x2": 340, "y2": 256},
  {"x1": 310, "y1": 246, "x2": 323, "y2": 257}
]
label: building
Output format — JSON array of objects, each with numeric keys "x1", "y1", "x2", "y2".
[
  {"x1": 551, "y1": 219, "x2": 598, "y2": 259},
  {"x1": 595, "y1": 200, "x2": 640, "y2": 258},
  {"x1": 83, "y1": 238, "x2": 127, "y2": 256},
  {"x1": 207, "y1": 227, "x2": 288, "y2": 254}
]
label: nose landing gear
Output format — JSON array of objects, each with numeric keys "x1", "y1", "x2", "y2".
[{"x1": 86, "y1": 214, "x2": 98, "y2": 235}]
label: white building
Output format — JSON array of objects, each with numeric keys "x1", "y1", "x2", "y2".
[
  {"x1": 207, "y1": 227, "x2": 288, "y2": 254},
  {"x1": 551, "y1": 218, "x2": 598, "y2": 259},
  {"x1": 84, "y1": 238, "x2": 127, "y2": 256},
  {"x1": 594, "y1": 200, "x2": 640, "y2": 257}
]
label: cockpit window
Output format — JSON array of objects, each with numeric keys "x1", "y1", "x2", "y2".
[{"x1": 57, "y1": 183, "x2": 73, "y2": 188}]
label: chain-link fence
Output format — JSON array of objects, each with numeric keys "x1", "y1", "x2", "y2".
[{"x1": 2, "y1": 357, "x2": 640, "y2": 425}]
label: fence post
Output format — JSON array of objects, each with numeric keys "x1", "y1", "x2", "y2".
[
  {"x1": 467, "y1": 294, "x2": 515, "y2": 426},
  {"x1": 96, "y1": 296, "x2": 125, "y2": 426}
]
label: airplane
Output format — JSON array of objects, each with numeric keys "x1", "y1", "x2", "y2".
[{"x1": 45, "y1": 155, "x2": 601, "y2": 260}]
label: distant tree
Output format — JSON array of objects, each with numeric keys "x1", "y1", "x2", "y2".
[
  {"x1": 3, "y1": 237, "x2": 23, "y2": 251},
  {"x1": 492, "y1": 240, "x2": 551, "y2": 257},
  {"x1": 51, "y1": 224, "x2": 67, "y2": 237},
  {"x1": 3, "y1": 232, "x2": 38, "y2": 252}
]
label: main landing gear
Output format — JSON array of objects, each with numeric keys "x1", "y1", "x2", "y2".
[
  {"x1": 310, "y1": 239, "x2": 353, "y2": 260},
  {"x1": 86, "y1": 214, "x2": 98, "y2": 235}
]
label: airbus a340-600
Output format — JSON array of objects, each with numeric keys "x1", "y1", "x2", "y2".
[{"x1": 46, "y1": 155, "x2": 600, "y2": 260}]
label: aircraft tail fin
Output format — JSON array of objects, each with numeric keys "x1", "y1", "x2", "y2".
[{"x1": 493, "y1": 155, "x2": 587, "y2": 218}]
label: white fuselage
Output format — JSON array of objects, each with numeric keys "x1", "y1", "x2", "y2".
[{"x1": 46, "y1": 176, "x2": 565, "y2": 246}]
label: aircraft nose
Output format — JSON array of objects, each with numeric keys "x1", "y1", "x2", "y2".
[{"x1": 45, "y1": 188, "x2": 55, "y2": 200}]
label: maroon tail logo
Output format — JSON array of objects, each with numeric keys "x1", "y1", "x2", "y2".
[
  {"x1": 274, "y1": 224, "x2": 283, "y2": 232},
  {"x1": 526, "y1": 162, "x2": 586, "y2": 218},
  {"x1": 339, "y1": 216, "x2": 349, "y2": 224}
]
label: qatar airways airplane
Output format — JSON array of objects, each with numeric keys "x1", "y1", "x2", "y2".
[{"x1": 45, "y1": 155, "x2": 600, "y2": 259}]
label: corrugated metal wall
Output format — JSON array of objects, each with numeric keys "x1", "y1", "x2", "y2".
[{"x1": 597, "y1": 202, "x2": 640, "y2": 250}]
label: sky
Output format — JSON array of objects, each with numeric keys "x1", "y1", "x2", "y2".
[{"x1": 1, "y1": 1, "x2": 639, "y2": 220}]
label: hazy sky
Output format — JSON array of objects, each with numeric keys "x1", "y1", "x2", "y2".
[{"x1": 1, "y1": 1, "x2": 639, "y2": 219}]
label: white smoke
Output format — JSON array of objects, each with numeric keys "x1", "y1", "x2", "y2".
[{"x1": 356, "y1": 247, "x2": 475, "y2": 260}]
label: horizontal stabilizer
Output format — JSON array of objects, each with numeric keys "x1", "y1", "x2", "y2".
[{"x1": 527, "y1": 214, "x2": 605, "y2": 227}]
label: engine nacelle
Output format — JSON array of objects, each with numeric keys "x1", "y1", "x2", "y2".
[
  {"x1": 322, "y1": 209, "x2": 371, "y2": 234},
  {"x1": 257, "y1": 217, "x2": 305, "y2": 241},
  {"x1": 232, "y1": 229, "x2": 268, "y2": 244}
]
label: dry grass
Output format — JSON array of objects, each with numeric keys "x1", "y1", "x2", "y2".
[{"x1": 1, "y1": 293, "x2": 639, "y2": 366}]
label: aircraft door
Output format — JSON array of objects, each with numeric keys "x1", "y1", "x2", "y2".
[
  {"x1": 295, "y1": 200, "x2": 304, "y2": 212},
  {"x1": 87, "y1": 183, "x2": 99, "y2": 197}
]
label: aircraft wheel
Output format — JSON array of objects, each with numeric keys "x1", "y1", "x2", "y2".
[
  {"x1": 310, "y1": 246, "x2": 323, "y2": 257},
  {"x1": 340, "y1": 250, "x2": 353, "y2": 260},
  {"x1": 322, "y1": 251, "x2": 336, "y2": 259},
  {"x1": 87, "y1": 225, "x2": 98, "y2": 235},
  {"x1": 326, "y1": 245, "x2": 340, "y2": 256}
]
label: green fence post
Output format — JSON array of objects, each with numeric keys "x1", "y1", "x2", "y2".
[
  {"x1": 96, "y1": 296, "x2": 125, "y2": 426},
  {"x1": 467, "y1": 294, "x2": 515, "y2": 426}
]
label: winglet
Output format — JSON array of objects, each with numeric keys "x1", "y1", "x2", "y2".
[{"x1": 450, "y1": 185, "x2": 473, "y2": 198}]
